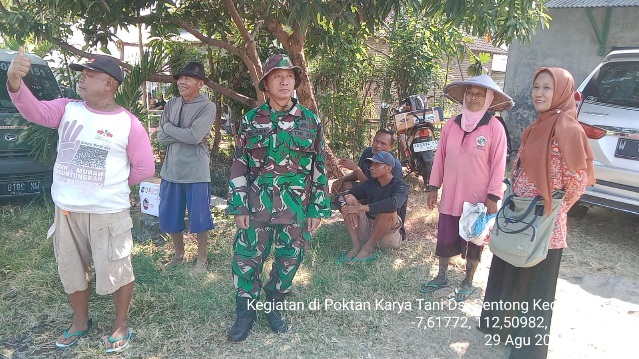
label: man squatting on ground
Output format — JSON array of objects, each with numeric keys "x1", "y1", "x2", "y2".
[
  {"x1": 226, "y1": 53, "x2": 331, "y2": 342},
  {"x1": 156, "y1": 61, "x2": 216, "y2": 273},
  {"x1": 336, "y1": 151, "x2": 409, "y2": 263},
  {"x1": 7, "y1": 48, "x2": 154, "y2": 354}
]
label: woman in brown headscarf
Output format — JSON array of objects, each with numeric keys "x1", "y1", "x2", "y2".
[{"x1": 478, "y1": 67, "x2": 594, "y2": 359}]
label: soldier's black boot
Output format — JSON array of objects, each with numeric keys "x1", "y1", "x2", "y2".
[
  {"x1": 227, "y1": 297, "x2": 256, "y2": 342},
  {"x1": 264, "y1": 290, "x2": 288, "y2": 333}
]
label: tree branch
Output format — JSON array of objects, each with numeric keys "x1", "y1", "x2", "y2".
[
  {"x1": 133, "y1": 12, "x2": 264, "y2": 103},
  {"x1": 221, "y1": 0, "x2": 250, "y2": 43},
  {"x1": 221, "y1": 0, "x2": 264, "y2": 102},
  {"x1": 127, "y1": 13, "x2": 261, "y2": 93},
  {"x1": 267, "y1": 18, "x2": 290, "y2": 46},
  {"x1": 48, "y1": 37, "x2": 133, "y2": 70},
  {"x1": 365, "y1": 41, "x2": 390, "y2": 58},
  {"x1": 168, "y1": 17, "x2": 242, "y2": 58},
  {"x1": 48, "y1": 36, "x2": 256, "y2": 107}
]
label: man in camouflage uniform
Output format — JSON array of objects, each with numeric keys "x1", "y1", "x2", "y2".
[{"x1": 227, "y1": 53, "x2": 331, "y2": 342}]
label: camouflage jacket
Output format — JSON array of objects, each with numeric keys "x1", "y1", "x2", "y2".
[{"x1": 227, "y1": 99, "x2": 331, "y2": 224}]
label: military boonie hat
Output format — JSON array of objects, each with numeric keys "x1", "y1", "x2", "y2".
[
  {"x1": 258, "y1": 54, "x2": 302, "y2": 91},
  {"x1": 69, "y1": 55, "x2": 124, "y2": 84}
]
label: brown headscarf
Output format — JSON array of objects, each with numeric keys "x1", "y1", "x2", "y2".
[{"x1": 520, "y1": 67, "x2": 595, "y2": 214}]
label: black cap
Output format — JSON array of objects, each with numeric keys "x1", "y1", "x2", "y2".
[
  {"x1": 173, "y1": 62, "x2": 207, "y2": 81},
  {"x1": 69, "y1": 55, "x2": 124, "y2": 84}
]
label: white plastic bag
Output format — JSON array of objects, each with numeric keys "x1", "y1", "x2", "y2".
[{"x1": 459, "y1": 201, "x2": 496, "y2": 246}]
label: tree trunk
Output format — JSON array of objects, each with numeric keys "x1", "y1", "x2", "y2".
[
  {"x1": 286, "y1": 33, "x2": 341, "y2": 179},
  {"x1": 212, "y1": 96, "x2": 222, "y2": 155}
]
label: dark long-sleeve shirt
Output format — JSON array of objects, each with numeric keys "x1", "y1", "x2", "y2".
[{"x1": 346, "y1": 177, "x2": 409, "y2": 220}]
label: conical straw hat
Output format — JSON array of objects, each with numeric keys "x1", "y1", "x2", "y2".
[{"x1": 443, "y1": 74, "x2": 514, "y2": 111}]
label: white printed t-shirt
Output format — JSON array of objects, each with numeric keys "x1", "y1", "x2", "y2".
[{"x1": 9, "y1": 80, "x2": 155, "y2": 213}]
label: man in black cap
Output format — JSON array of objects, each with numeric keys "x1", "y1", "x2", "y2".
[
  {"x1": 156, "y1": 61, "x2": 216, "y2": 273},
  {"x1": 336, "y1": 151, "x2": 409, "y2": 263},
  {"x1": 7, "y1": 48, "x2": 154, "y2": 354}
]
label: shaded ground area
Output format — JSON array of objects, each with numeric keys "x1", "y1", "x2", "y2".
[{"x1": 1, "y1": 187, "x2": 638, "y2": 358}]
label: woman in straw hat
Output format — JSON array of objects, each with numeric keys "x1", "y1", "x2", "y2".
[
  {"x1": 478, "y1": 68, "x2": 594, "y2": 359},
  {"x1": 421, "y1": 74, "x2": 513, "y2": 302}
]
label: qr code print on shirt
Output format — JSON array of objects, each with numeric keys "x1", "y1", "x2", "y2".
[{"x1": 71, "y1": 144, "x2": 108, "y2": 169}]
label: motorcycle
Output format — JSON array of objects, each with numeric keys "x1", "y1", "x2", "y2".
[{"x1": 393, "y1": 94, "x2": 443, "y2": 188}]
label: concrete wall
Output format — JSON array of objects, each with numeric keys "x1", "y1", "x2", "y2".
[{"x1": 503, "y1": 7, "x2": 639, "y2": 147}]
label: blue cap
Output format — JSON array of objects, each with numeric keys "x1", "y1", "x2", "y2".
[{"x1": 365, "y1": 151, "x2": 395, "y2": 166}]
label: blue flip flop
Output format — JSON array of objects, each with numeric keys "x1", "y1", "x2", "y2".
[
  {"x1": 450, "y1": 286, "x2": 477, "y2": 302},
  {"x1": 105, "y1": 327, "x2": 134, "y2": 354},
  {"x1": 347, "y1": 253, "x2": 378, "y2": 264},
  {"x1": 55, "y1": 318, "x2": 93, "y2": 349},
  {"x1": 335, "y1": 251, "x2": 354, "y2": 264}
]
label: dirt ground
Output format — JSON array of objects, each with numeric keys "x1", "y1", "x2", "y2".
[{"x1": 395, "y1": 184, "x2": 639, "y2": 359}]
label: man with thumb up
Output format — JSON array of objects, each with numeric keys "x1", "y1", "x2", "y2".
[{"x1": 7, "y1": 47, "x2": 154, "y2": 354}]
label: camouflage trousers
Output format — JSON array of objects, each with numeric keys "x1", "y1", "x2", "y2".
[{"x1": 232, "y1": 221, "x2": 310, "y2": 299}]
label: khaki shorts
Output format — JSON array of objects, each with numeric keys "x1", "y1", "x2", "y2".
[
  {"x1": 357, "y1": 212, "x2": 402, "y2": 248},
  {"x1": 53, "y1": 206, "x2": 135, "y2": 295}
]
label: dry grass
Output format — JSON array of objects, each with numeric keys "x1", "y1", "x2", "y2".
[{"x1": 1, "y1": 183, "x2": 639, "y2": 358}]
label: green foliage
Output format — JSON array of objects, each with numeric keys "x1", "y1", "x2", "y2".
[
  {"x1": 210, "y1": 48, "x2": 256, "y2": 119},
  {"x1": 0, "y1": 0, "x2": 551, "y2": 95},
  {"x1": 385, "y1": 11, "x2": 463, "y2": 101},
  {"x1": 316, "y1": 92, "x2": 371, "y2": 158},
  {"x1": 209, "y1": 143, "x2": 234, "y2": 198},
  {"x1": 24, "y1": 125, "x2": 57, "y2": 164},
  {"x1": 115, "y1": 47, "x2": 164, "y2": 120},
  {"x1": 0, "y1": 0, "x2": 551, "y2": 168},
  {"x1": 467, "y1": 52, "x2": 492, "y2": 76},
  {"x1": 426, "y1": 0, "x2": 551, "y2": 47},
  {"x1": 309, "y1": 11, "x2": 466, "y2": 156},
  {"x1": 309, "y1": 26, "x2": 379, "y2": 158}
]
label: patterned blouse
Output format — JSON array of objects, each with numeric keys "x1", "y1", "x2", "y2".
[{"x1": 511, "y1": 140, "x2": 589, "y2": 249}]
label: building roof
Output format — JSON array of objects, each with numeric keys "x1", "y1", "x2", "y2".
[
  {"x1": 467, "y1": 37, "x2": 508, "y2": 55},
  {"x1": 546, "y1": 0, "x2": 639, "y2": 8}
]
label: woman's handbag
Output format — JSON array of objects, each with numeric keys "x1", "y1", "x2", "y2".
[{"x1": 489, "y1": 179, "x2": 565, "y2": 268}]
